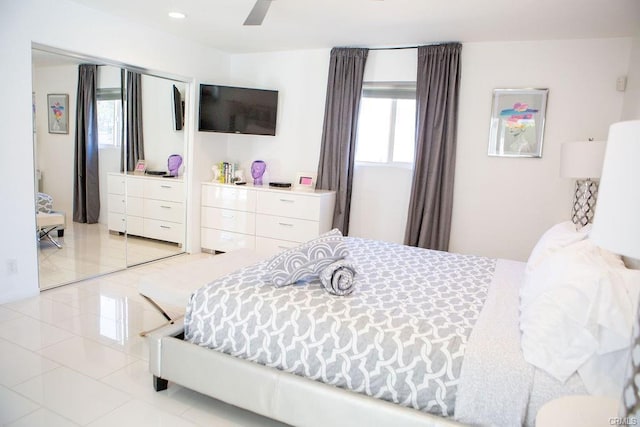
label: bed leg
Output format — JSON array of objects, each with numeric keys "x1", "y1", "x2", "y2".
[{"x1": 153, "y1": 375, "x2": 168, "y2": 392}]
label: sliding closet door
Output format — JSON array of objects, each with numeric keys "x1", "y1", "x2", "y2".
[
  {"x1": 33, "y1": 51, "x2": 128, "y2": 289},
  {"x1": 123, "y1": 73, "x2": 187, "y2": 267}
]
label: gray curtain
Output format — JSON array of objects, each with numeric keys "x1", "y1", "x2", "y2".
[
  {"x1": 404, "y1": 43, "x2": 462, "y2": 250},
  {"x1": 122, "y1": 70, "x2": 144, "y2": 172},
  {"x1": 316, "y1": 48, "x2": 368, "y2": 235},
  {"x1": 73, "y1": 64, "x2": 100, "y2": 224}
]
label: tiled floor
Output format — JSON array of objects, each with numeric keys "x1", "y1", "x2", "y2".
[
  {"x1": 38, "y1": 222, "x2": 183, "y2": 290},
  {"x1": 0, "y1": 254, "x2": 287, "y2": 426}
]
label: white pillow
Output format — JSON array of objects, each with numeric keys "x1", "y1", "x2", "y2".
[
  {"x1": 526, "y1": 221, "x2": 591, "y2": 275},
  {"x1": 520, "y1": 240, "x2": 635, "y2": 397}
]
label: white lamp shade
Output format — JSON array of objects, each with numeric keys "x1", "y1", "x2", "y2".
[
  {"x1": 560, "y1": 140, "x2": 606, "y2": 179},
  {"x1": 590, "y1": 120, "x2": 640, "y2": 259}
]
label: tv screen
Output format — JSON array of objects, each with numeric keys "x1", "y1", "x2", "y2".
[
  {"x1": 172, "y1": 85, "x2": 184, "y2": 131},
  {"x1": 198, "y1": 84, "x2": 278, "y2": 136}
]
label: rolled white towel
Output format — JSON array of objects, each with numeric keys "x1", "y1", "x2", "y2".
[{"x1": 319, "y1": 259, "x2": 358, "y2": 296}]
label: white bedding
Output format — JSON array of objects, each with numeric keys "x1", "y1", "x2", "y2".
[
  {"x1": 143, "y1": 247, "x2": 589, "y2": 426},
  {"x1": 456, "y1": 259, "x2": 588, "y2": 426}
]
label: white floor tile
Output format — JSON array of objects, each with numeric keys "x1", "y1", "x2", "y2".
[
  {"x1": 40, "y1": 283, "x2": 100, "y2": 308},
  {"x1": 0, "y1": 306, "x2": 22, "y2": 324},
  {"x1": 4, "y1": 297, "x2": 80, "y2": 324},
  {"x1": 12, "y1": 367, "x2": 130, "y2": 425},
  {"x1": 7, "y1": 408, "x2": 80, "y2": 427},
  {"x1": 181, "y1": 391, "x2": 288, "y2": 427},
  {"x1": 87, "y1": 400, "x2": 197, "y2": 427},
  {"x1": 0, "y1": 315, "x2": 75, "y2": 351},
  {"x1": 37, "y1": 336, "x2": 138, "y2": 379},
  {"x1": 0, "y1": 338, "x2": 59, "y2": 387},
  {"x1": 0, "y1": 384, "x2": 40, "y2": 425},
  {"x1": 101, "y1": 360, "x2": 197, "y2": 416}
]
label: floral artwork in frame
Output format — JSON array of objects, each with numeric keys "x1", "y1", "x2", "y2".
[
  {"x1": 488, "y1": 88, "x2": 548, "y2": 158},
  {"x1": 47, "y1": 93, "x2": 69, "y2": 134}
]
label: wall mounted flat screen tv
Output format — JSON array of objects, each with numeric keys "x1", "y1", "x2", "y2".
[{"x1": 198, "y1": 84, "x2": 278, "y2": 136}]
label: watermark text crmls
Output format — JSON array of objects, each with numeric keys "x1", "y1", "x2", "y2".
[{"x1": 610, "y1": 417, "x2": 638, "y2": 425}]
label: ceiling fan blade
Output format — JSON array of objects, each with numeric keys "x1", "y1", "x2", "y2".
[{"x1": 243, "y1": 0, "x2": 272, "y2": 26}]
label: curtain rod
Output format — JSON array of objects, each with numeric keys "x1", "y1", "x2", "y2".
[{"x1": 368, "y1": 42, "x2": 460, "y2": 51}]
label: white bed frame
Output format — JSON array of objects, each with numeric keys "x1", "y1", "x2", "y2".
[{"x1": 147, "y1": 320, "x2": 463, "y2": 427}]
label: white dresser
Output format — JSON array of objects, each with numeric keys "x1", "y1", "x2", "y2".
[
  {"x1": 107, "y1": 173, "x2": 185, "y2": 245},
  {"x1": 201, "y1": 182, "x2": 335, "y2": 256}
]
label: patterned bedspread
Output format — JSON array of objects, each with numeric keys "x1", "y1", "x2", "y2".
[{"x1": 184, "y1": 237, "x2": 496, "y2": 416}]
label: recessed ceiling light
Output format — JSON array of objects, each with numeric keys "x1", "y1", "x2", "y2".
[{"x1": 168, "y1": 12, "x2": 186, "y2": 19}]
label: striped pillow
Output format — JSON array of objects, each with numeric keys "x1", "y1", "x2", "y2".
[{"x1": 266, "y1": 229, "x2": 348, "y2": 287}]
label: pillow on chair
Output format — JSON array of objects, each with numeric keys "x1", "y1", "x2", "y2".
[{"x1": 36, "y1": 192, "x2": 54, "y2": 213}]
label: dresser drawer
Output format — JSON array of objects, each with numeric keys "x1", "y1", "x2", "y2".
[
  {"x1": 108, "y1": 213, "x2": 126, "y2": 233},
  {"x1": 256, "y1": 192, "x2": 321, "y2": 220},
  {"x1": 202, "y1": 185, "x2": 256, "y2": 211},
  {"x1": 144, "y1": 179, "x2": 184, "y2": 202},
  {"x1": 127, "y1": 196, "x2": 143, "y2": 217},
  {"x1": 255, "y1": 236, "x2": 300, "y2": 257},
  {"x1": 108, "y1": 174, "x2": 126, "y2": 195},
  {"x1": 255, "y1": 215, "x2": 320, "y2": 243},
  {"x1": 144, "y1": 199, "x2": 184, "y2": 223},
  {"x1": 126, "y1": 215, "x2": 144, "y2": 237},
  {"x1": 201, "y1": 228, "x2": 255, "y2": 252},
  {"x1": 201, "y1": 207, "x2": 255, "y2": 234},
  {"x1": 143, "y1": 218, "x2": 184, "y2": 244},
  {"x1": 127, "y1": 177, "x2": 144, "y2": 197},
  {"x1": 108, "y1": 194, "x2": 126, "y2": 214}
]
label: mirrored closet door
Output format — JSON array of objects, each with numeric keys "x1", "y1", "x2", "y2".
[{"x1": 32, "y1": 47, "x2": 188, "y2": 289}]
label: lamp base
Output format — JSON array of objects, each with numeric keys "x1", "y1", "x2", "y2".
[{"x1": 571, "y1": 179, "x2": 598, "y2": 229}]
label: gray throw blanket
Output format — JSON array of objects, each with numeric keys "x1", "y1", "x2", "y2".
[{"x1": 319, "y1": 259, "x2": 357, "y2": 296}]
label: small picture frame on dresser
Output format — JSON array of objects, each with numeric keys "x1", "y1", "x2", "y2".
[
  {"x1": 294, "y1": 172, "x2": 316, "y2": 192},
  {"x1": 134, "y1": 160, "x2": 146, "y2": 175}
]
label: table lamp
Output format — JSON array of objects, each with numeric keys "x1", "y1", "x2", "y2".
[
  {"x1": 560, "y1": 139, "x2": 606, "y2": 229},
  {"x1": 590, "y1": 120, "x2": 640, "y2": 419}
]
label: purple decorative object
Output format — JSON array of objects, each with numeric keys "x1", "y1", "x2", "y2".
[
  {"x1": 168, "y1": 154, "x2": 183, "y2": 176},
  {"x1": 251, "y1": 160, "x2": 266, "y2": 185}
]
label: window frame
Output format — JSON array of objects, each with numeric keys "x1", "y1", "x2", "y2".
[
  {"x1": 356, "y1": 82, "x2": 417, "y2": 167},
  {"x1": 96, "y1": 87, "x2": 123, "y2": 149}
]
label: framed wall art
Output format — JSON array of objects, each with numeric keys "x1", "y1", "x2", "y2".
[
  {"x1": 47, "y1": 93, "x2": 69, "y2": 134},
  {"x1": 488, "y1": 88, "x2": 548, "y2": 158}
]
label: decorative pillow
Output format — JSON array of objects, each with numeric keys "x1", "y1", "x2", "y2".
[
  {"x1": 520, "y1": 239, "x2": 635, "y2": 397},
  {"x1": 36, "y1": 192, "x2": 53, "y2": 213},
  {"x1": 266, "y1": 229, "x2": 348, "y2": 287},
  {"x1": 525, "y1": 221, "x2": 591, "y2": 275}
]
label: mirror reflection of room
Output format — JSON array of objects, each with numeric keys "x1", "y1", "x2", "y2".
[{"x1": 32, "y1": 48, "x2": 187, "y2": 289}]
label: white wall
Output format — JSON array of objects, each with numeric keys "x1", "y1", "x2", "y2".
[
  {"x1": 227, "y1": 49, "x2": 330, "y2": 183},
  {"x1": 622, "y1": 36, "x2": 640, "y2": 120},
  {"x1": 450, "y1": 38, "x2": 631, "y2": 261},
  {"x1": 228, "y1": 38, "x2": 632, "y2": 261},
  {"x1": 0, "y1": 0, "x2": 230, "y2": 303},
  {"x1": 141, "y1": 76, "x2": 186, "y2": 172},
  {"x1": 32, "y1": 64, "x2": 77, "y2": 217}
]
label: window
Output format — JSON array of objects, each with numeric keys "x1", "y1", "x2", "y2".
[
  {"x1": 355, "y1": 83, "x2": 416, "y2": 164},
  {"x1": 97, "y1": 88, "x2": 123, "y2": 148}
]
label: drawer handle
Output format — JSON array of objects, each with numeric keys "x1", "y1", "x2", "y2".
[
  {"x1": 222, "y1": 213, "x2": 234, "y2": 219},
  {"x1": 279, "y1": 198, "x2": 295, "y2": 203},
  {"x1": 160, "y1": 225, "x2": 171, "y2": 229},
  {"x1": 160, "y1": 185, "x2": 172, "y2": 189},
  {"x1": 278, "y1": 245, "x2": 294, "y2": 249},
  {"x1": 278, "y1": 222, "x2": 294, "y2": 227},
  {"x1": 160, "y1": 205, "x2": 172, "y2": 209},
  {"x1": 221, "y1": 235, "x2": 234, "y2": 241}
]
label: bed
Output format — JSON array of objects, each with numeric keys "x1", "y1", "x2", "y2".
[{"x1": 146, "y1": 226, "x2": 635, "y2": 426}]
